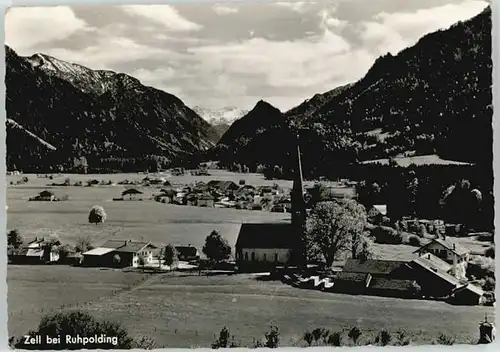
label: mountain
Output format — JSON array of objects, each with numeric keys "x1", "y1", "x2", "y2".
[
  {"x1": 5, "y1": 46, "x2": 218, "y2": 173},
  {"x1": 212, "y1": 6, "x2": 492, "y2": 178},
  {"x1": 193, "y1": 106, "x2": 249, "y2": 125},
  {"x1": 193, "y1": 106, "x2": 249, "y2": 140},
  {"x1": 210, "y1": 100, "x2": 296, "y2": 170}
]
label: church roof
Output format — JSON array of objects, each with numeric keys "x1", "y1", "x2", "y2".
[{"x1": 235, "y1": 223, "x2": 294, "y2": 249}]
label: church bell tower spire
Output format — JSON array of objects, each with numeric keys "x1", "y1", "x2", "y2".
[{"x1": 291, "y1": 134, "x2": 306, "y2": 268}]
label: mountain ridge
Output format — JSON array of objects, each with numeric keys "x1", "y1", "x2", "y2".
[{"x1": 5, "y1": 46, "x2": 220, "y2": 172}]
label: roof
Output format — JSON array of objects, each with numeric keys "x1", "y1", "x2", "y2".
[
  {"x1": 343, "y1": 259, "x2": 406, "y2": 275},
  {"x1": 122, "y1": 188, "x2": 144, "y2": 195},
  {"x1": 83, "y1": 247, "x2": 115, "y2": 256},
  {"x1": 410, "y1": 257, "x2": 461, "y2": 286},
  {"x1": 26, "y1": 248, "x2": 44, "y2": 257},
  {"x1": 208, "y1": 180, "x2": 239, "y2": 191},
  {"x1": 100, "y1": 239, "x2": 129, "y2": 249},
  {"x1": 417, "y1": 253, "x2": 452, "y2": 272},
  {"x1": 334, "y1": 272, "x2": 367, "y2": 282},
  {"x1": 175, "y1": 246, "x2": 199, "y2": 257},
  {"x1": 373, "y1": 205, "x2": 387, "y2": 215},
  {"x1": 452, "y1": 283, "x2": 484, "y2": 297},
  {"x1": 39, "y1": 190, "x2": 54, "y2": 196},
  {"x1": 414, "y1": 238, "x2": 470, "y2": 256},
  {"x1": 115, "y1": 242, "x2": 156, "y2": 253},
  {"x1": 235, "y1": 223, "x2": 294, "y2": 249},
  {"x1": 199, "y1": 194, "x2": 215, "y2": 200},
  {"x1": 369, "y1": 278, "x2": 416, "y2": 291}
]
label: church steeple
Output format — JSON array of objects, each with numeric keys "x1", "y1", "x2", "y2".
[{"x1": 291, "y1": 134, "x2": 306, "y2": 268}]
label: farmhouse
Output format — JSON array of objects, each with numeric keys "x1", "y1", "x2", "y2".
[
  {"x1": 122, "y1": 188, "x2": 144, "y2": 200},
  {"x1": 414, "y1": 238, "x2": 471, "y2": 277},
  {"x1": 8, "y1": 237, "x2": 59, "y2": 264},
  {"x1": 448, "y1": 283, "x2": 486, "y2": 306},
  {"x1": 175, "y1": 246, "x2": 200, "y2": 261},
  {"x1": 29, "y1": 190, "x2": 56, "y2": 201},
  {"x1": 82, "y1": 239, "x2": 157, "y2": 268}
]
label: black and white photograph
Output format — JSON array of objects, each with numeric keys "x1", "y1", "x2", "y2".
[{"x1": 4, "y1": 0, "x2": 496, "y2": 349}]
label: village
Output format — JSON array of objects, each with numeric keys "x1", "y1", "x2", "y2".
[{"x1": 7, "y1": 147, "x2": 496, "y2": 313}]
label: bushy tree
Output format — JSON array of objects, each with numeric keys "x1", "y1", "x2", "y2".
[
  {"x1": 88, "y1": 206, "x2": 107, "y2": 225},
  {"x1": 202, "y1": 230, "x2": 231, "y2": 263},
  {"x1": 212, "y1": 326, "x2": 239, "y2": 348},
  {"x1": 12, "y1": 311, "x2": 135, "y2": 349},
  {"x1": 7, "y1": 229, "x2": 23, "y2": 249},
  {"x1": 306, "y1": 200, "x2": 372, "y2": 266},
  {"x1": 163, "y1": 244, "x2": 178, "y2": 270},
  {"x1": 113, "y1": 254, "x2": 121, "y2": 266},
  {"x1": 75, "y1": 236, "x2": 93, "y2": 253}
]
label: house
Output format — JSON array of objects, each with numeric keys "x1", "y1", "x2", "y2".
[
  {"x1": 342, "y1": 259, "x2": 412, "y2": 279},
  {"x1": 197, "y1": 194, "x2": 215, "y2": 207},
  {"x1": 414, "y1": 238, "x2": 471, "y2": 275},
  {"x1": 175, "y1": 246, "x2": 200, "y2": 261},
  {"x1": 447, "y1": 283, "x2": 485, "y2": 306},
  {"x1": 235, "y1": 223, "x2": 295, "y2": 271},
  {"x1": 408, "y1": 254, "x2": 463, "y2": 298},
  {"x1": 30, "y1": 190, "x2": 56, "y2": 201},
  {"x1": 208, "y1": 180, "x2": 240, "y2": 193},
  {"x1": 82, "y1": 239, "x2": 157, "y2": 268},
  {"x1": 122, "y1": 188, "x2": 144, "y2": 200},
  {"x1": 8, "y1": 237, "x2": 59, "y2": 264},
  {"x1": 114, "y1": 241, "x2": 158, "y2": 267}
]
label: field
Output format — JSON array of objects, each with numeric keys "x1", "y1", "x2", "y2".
[
  {"x1": 361, "y1": 154, "x2": 474, "y2": 167},
  {"x1": 7, "y1": 266, "x2": 494, "y2": 347},
  {"x1": 6, "y1": 171, "x2": 494, "y2": 347}
]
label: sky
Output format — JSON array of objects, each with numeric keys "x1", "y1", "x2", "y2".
[{"x1": 5, "y1": 0, "x2": 489, "y2": 112}]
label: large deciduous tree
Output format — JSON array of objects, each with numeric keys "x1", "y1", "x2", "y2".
[
  {"x1": 7, "y1": 229, "x2": 23, "y2": 249},
  {"x1": 306, "y1": 199, "x2": 372, "y2": 267}
]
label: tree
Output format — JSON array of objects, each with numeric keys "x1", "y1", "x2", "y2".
[
  {"x1": 75, "y1": 236, "x2": 93, "y2": 253},
  {"x1": 12, "y1": 311, "x2": 135, "y2": 349},
  {"x1": 163, "y1": 244, "x2": 178, "y2": 271},
  {"x1": 7, "y1": 229, "x2": 23, "y2": 249},
  {"x1": 202, "y1": 230, "x2": 231, "y2": 263},
  {"x1": 88, "y1": 206, "x2": 107, "y2": 225},
  {"x1": 212, "y1": 326, "x2": 239, "y2": 348},
  {"x1": 306, "y1": 200, "x2": 370, "y2": 267},
  {"x1": 113, "y1": 254, "x2": 121, "y2": 266}
]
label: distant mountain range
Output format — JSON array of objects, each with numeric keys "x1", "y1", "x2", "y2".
[
  {"x1": 5, "y1": 46, "x2": 220, "y2": 173},
  {"x1": 5, "y1": 6, "x2": 492, "y2": 176},
  {"x1": 193, "y1": 106, "x2": 248, "y2": 138},
  {"x1": 213, "y1": 6, "x2": 492, "y2": 178}
]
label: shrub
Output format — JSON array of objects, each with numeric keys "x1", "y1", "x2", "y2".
[
  {"x1": 375, "y1": 329, "x2": 392, "y2": 346},
  {"x1": 212, "y1": 326, "x2": 239, "y2": 348},
  {"x1": 408, "y1": 236, "x2": 421, "y2": 247},
  {"x1": 75, "y1": 236, "x2": 93, "y2": 253},
  {"x1": 327, "y1": 331, "x2": 342, "y2": 346},
  {"x1": 394, "y1": 330, "x2": 411, "y2": 346},
  {"x1": 347, "y1": 326, "x2": 362, "y2": 344},
  {"x1": 483, "y1": 276, "x2": 495, "y2": 291},
  {"x1": 133, "y1": 335, "x2": 156, "y2": 349},
  {"x1": 467, "y1": 256, "x2": 495, "y2": 280},
  {"x1": 435, "y1": 333, "x2": 455, "y2": 345},
  {"x1": 264, "y1": 325, "x2": 280, "y2": 348},
  {"x1": 371, "y1": 226, "x2": 403, "y2": 244},
  {"x1": 7, "y1": 229, "x2": 23, "y2": 249}
]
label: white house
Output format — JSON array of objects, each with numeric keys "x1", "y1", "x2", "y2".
[
  {"x1": 414, "y1": 238, "x2": 471, "y2": 278},
  {"x1": 235, "y1": 223, "x2": 294, "y2": 269}
]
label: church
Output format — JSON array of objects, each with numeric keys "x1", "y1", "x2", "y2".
[{"x1": 235, "y1": 140, "x2": 307, "y2": 271}]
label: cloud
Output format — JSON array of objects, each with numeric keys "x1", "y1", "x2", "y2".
[
  {"x1": 5, "y1": 6, "x2": 91, "y2": 51},
  {"x1": 319, "y1": 9, "x2": 347, "y2": 31},
  {"x1": 274, "y1": 1, "x2": 317, "y2": 13},
  {"x1": 213, "y1": 4, "x2": 239, "y2": 15},
  {"x1": 358, "y1": 0, "x2": 488, "y2": 56},
  {"x1": 121, "y1": 5, "x2": 202, "y2": 31},
  {"x1": 46, "y1": 37, "x2": 175, "y2": 70}
]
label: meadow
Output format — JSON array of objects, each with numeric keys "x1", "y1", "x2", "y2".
[{"x1": 6, "y1": 171, "x2": 494, "y2": 346}]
